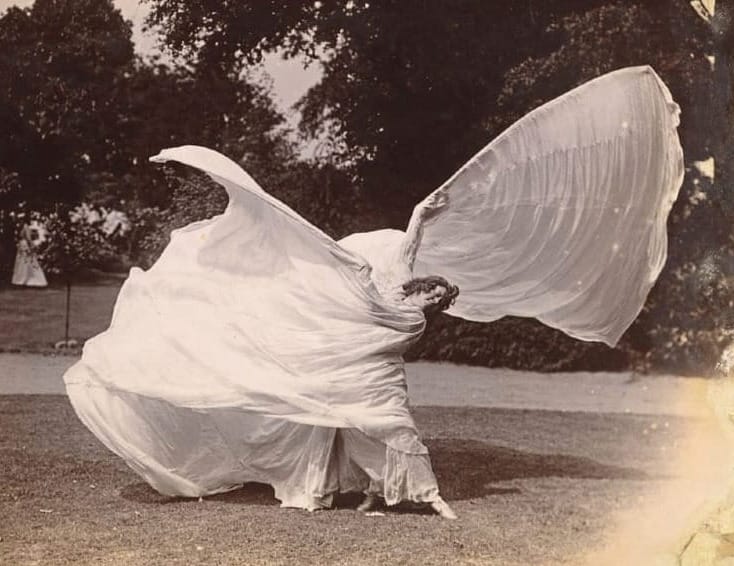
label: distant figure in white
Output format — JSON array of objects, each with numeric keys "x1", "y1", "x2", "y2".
[
  {"x1": 12, "y1": 222, "x2": 47, "y2": 287},
  {"x1": 64, "y1": 67, "x2": 683, "y2": 519}
]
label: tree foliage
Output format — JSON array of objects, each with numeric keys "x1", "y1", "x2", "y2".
[
  {"x1": 0, "y1": 0, "x2": 323, "y2": 291},
  {"x1": 0, "y1": 0, "x2": 135, "y2": 209},
  {"x1": 113, "y1": 60, "x2": 295, "y2": 207},
  {"x1": 0, "y1": 0, "x2": 305, "y2": 212},
  {"x1": 38, "y1": 205, "x2": 114, "y2": 279},
  {"x1": 147, "y1": 0, "x2": 616, "y2": 224}
]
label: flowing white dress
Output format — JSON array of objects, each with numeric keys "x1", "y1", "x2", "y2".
[
  {"x1": 64, "y1": 147, "x2": 440, "y2": 507},
  {"x1": 64, "y1": 66, "x2": 683, "y2": 509}
]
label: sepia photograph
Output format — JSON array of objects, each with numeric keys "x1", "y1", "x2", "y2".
[{"x1": 0, "y1": 1, "x2": 732, "y2": 564}]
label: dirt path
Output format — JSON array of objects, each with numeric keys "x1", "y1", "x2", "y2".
[{"x1": 0, "y1": 353, "x2": 709, "y2": 416}]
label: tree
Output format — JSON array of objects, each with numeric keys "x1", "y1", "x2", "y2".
[
  {"x1": 37, "y1": 204, "x2": 114, "y2": 347},
  {"x1": 107, "y1": 59, "x2": 296, "y2": 208},
  {"x1": 0, "y1": 0, "x2": 310, "y2": 284},
  {"x1": 0, "y1": 0, "x2": 135, "y2": 210},
  {"x1": 147, "y1": 0, "x2": 616, "y2": 226}
]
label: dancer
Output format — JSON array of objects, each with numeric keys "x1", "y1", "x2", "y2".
[{"x1": 64, "y1": 66, "x2": 683, "y2": 518}]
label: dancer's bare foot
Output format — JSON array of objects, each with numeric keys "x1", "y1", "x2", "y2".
[
  {"x1": 430, "y1": 497, "x2": 457, "y2": 520},
  {"x1": 357, "y1": 494, "x2": 378, "y2": 512}
]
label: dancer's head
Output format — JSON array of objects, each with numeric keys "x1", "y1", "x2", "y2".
[{"x1": 402, "y1": 275, "x2": 459, "y2": 314}]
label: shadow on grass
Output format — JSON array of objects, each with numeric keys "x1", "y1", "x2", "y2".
[
  {"x1": 426, "y1": 438, "x2": 649, "y2": 501},
  {"x1": 120, "y1": 481, "x2": 281, "y2": 506},
  {"x1": 119, "y1": 437, "x2": 647, "y2": 510}
]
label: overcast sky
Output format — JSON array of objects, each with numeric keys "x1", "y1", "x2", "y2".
[{"x1": 0, "y1": 0, "x2": 322, "y2": 113}]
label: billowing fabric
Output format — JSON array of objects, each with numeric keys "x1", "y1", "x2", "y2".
[
  {"x1": 65, "y1": 145, "x2": 436, "y2": 506},
  {"x1": 65, "y1": 66, "x2": 682, "y2": 508},
  {"x1": 341, "y1": 66, "x2": 684, "y2": 346}
]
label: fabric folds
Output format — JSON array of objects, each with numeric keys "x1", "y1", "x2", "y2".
[
  {"x1": 64, "y1": 66, "x2": 683, "y2": 508},
  {"x1": 343, "y1": 66, "x2": 684, "y2": 346},
  {"x1": 65, "y1": 146, "x2": 434, "y2": 503}
]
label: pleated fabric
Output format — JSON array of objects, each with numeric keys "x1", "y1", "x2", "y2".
[{"x1": 342, "y1": 66, "x2": 684, "y2": 346}]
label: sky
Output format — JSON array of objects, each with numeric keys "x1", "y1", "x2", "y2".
[{"x1": 0, "y1": 0, "x2": 322, "y2": 114}]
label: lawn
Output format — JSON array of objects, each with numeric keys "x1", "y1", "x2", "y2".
[
  {"x1": 0, "y1": 277, "x2": 123, "y2": 352},
  {"x1": 0, "y1": 396, "x2": 700, "y2": 566}
]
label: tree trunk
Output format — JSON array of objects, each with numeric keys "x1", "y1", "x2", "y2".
[{"x1": 65, "y1": 278, "x2": 71, "y2": 343}]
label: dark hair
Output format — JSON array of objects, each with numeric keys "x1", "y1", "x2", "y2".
[{"x1": 402, "y1": 275, "x2": 460, "y2": 314}]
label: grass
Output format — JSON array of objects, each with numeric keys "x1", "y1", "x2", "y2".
[
  {"x1": 0, "y1": 277, "x2": 123, "y2": 353},
  {"x1": 0, "y1": 396, "x2": 693, "y2": 566}
]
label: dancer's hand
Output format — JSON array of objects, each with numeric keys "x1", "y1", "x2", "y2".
[{"x1": 420, "y1": 190, "x2": 449, "y2": 220}]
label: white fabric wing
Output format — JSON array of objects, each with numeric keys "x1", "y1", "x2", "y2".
[{"x1": 347, "y1": 66, "x2": 684, "y2": 346}]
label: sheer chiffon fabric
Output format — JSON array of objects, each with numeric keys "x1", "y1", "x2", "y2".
[
  {"x1": 64, "y1": 66, "x2": 682, "y2": 509},
  {"x1": 342, "y1": 66, "x2": 684, "y2": 347},
  {"x1": 65, "y1": 144, "x2": 438, "y2": 507}
]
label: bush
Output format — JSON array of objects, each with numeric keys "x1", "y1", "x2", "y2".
[{"x1": 407, "y1": 315, "x2": 629, "y2": 372}]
